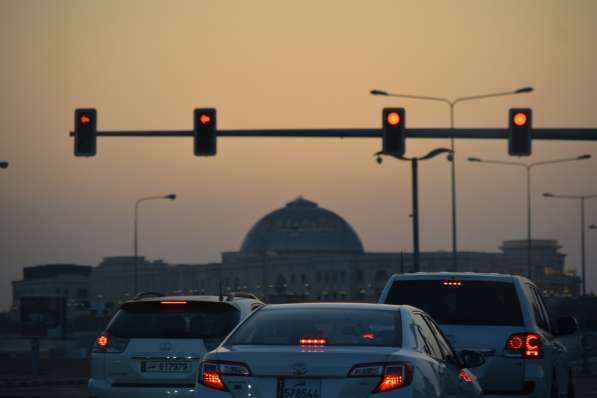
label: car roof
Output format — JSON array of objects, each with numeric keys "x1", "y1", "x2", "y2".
[
  {"x1": 128, "y1": 295, "x2": 262, "y2": 305},
  {"x1": 388, "y1": 272, "x2": 530, "y2": 284},
  {"x1": 260, "y1": 302, "x2": 404, "y2": 312}
]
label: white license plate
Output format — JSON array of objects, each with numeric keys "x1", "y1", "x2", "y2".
[
  {"x1": 141, "y1": 361, "x2": 191, "y2": 373},
  {"x1": 282, "y1": 378, "x2": 321, "y2": 398}
]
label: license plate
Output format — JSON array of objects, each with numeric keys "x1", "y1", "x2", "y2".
[
  {"x1": 282, "y1": 378, "x2": 321, "y2": 398},
  {"x1": 141, "y1": 360, "x2": 191, "y2": 373}
]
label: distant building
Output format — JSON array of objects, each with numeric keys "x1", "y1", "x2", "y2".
[
  {"x1": 11, "y1": 264, "x2": 92, "y2": 314},
  {"x1": 11, "y1": 197, "x2": 580, "y2": 312}
]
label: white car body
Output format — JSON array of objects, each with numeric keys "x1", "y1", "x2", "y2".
[
  {"x1": 195, "y1": 303, "x2": 483, "y2": 398},
  {"x1": 88, "y1": 294, "x2": 263, "y2": 398},
  {"x1": 378, "y1": 273, "x2": 576, "y2": 398}
]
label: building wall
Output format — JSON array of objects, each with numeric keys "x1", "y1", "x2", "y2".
[{"x1": 10, "y1": 240, "x2": 580, "y2": 312}]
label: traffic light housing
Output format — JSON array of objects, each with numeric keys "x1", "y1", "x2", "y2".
[
  {"x1": 194, "y1": 108, "x2": 217, "y2": 156},
  {"x1": 382, "y1": 108, "x2": 406, "y2": 156},
  {"x1": 508, "y1": 108, "x2": 532, "y2": 156},
  {"x1": 74, "y1": 109, "x2": 97, "y2": 156}
]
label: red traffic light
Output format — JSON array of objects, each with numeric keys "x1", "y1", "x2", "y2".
[
  {"x1": 513, "y1": 112, "x2": 527, "y2": 127},
  {"x1": 80, "y1": 115, "x2": 91, "y2": 124},
  {"x1": 386, "y1": 112, "x2": 401, "y2": 126},
  {"x1": 199, "y1": 114, "x2": 212, "y2": 125}
]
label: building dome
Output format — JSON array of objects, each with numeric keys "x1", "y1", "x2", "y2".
[{"x1": 241, "y1": 197, "x2": 364, "y2": 253}]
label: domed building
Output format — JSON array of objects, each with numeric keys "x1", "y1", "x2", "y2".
[{"x1": 240, "y1": 197, "x2": 364, "y2": 254}]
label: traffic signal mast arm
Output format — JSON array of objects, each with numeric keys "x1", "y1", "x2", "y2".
[{"x1": 69, "y1": 128, "x2": 597, "y2": 140}]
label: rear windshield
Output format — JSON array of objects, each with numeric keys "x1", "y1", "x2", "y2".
[
  {"x1": 225, "y1": 308, "x2": 401, "y2": 347},
  {"x1": 106, "y1": 301, "x2": 240, "y2": 339},
  {"x1": 385, "y1": 280, "x2": 523, "y2": 326}
]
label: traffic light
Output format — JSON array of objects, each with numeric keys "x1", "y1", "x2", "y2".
[
  {"x1": 508, "y1": 108, "x2": 532, "y2": 156},
  {"x1": 194, "y1": 108, "x2": 217, "y2": 156},
  {"x1": 382, "y1": 108, "x2": 405, "y2": 156},
  {"x1": 74, "y1": 109, "x2": 97, "y2": 156}
]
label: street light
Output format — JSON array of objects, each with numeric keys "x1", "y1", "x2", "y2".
[
  {"x1": 134, "y1": 193, "x2": 177, "y2": 294},
  {"x1": 371, "y1": 86, "x2": 534, "y2": 271},
  {"x1": 542, "y1": 192, "x2": 597, "y2": 296},
  {"x1": 468, "y1": 154, "x2": 591, "y2": 280},
  {"x1": 376, "y1": 148, "x2": 453, "y2": 272}
]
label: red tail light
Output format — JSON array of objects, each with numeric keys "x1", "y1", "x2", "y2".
[
  {"x1": 93, "y1": 332, "x2": 129, "y2": 353},
  {"x1": 505, "y1": 333, "x2": 542, "y2": 358},
  {"x1": 202, "y1": 370, "x2": 227, "y2": 391},
  {"x1": 348, "y1": 362, "x2": 413, "y2": 393},
  {"x1": 459, "y1": 369, "x2": 475, "y2": 383},
  {"x1": 199, "y1": 361, "x2": 251, "y2": 391},
  {"x1": 299, "y1": 338, "x2": 327, "y2": 346},
  {"x1": 96, "y1": 334, "x2": 109, "y2": 348}
]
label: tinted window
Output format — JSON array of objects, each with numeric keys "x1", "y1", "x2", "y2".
[
  {"x1": 225, "y1": 308, "x2": 401, "y2": 347},
  {"x1": 423, "y1": 315, "x2": 459, "y2": 365},
  {"x1": 107, "y1": 301, "x2": 240, "y2": 339},
  {"x1": 413, "y1": 314, "x2": 443, "y2": 360},
  {"x1": 525, "y1": 285, "x2": 551, "y2": 333},
  {"x1": 386, "y1": 280, "x2": 523, "y2": 326}
]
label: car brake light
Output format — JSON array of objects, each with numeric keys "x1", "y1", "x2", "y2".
[
  {"x1": 199, "y1": 361, "x2": 251, "y2": 391},
  {"x1": 505, "y1": 333, "x2": 542, "y2": 358},
  {"x1": 97, "y1": 334, "x2": 109, "y2": 348},
  {"x1": 202, "y1": 370, "x2": 227, "y2": 391},
  {"x1": 160, "y1": 300, "x2": 188, "y2": 304},
  {"x1": 459, "y1": 369, "x2": 474, "y2": 383},
  {"x1": 299, "y1": 338, "x2": 327, "y2": 346},
  {"x1": 443, "y1": 281, "x2": 463, "y2": 287},
  {"x1": 348, "y1": 362, "x2": 412, "y2": 393},
  {"x1": 525, "y1": 334, "x2": 541, "y2": 357},
  {"x1": 93, "y1": 332, "x2": 129, "y2": 353}
]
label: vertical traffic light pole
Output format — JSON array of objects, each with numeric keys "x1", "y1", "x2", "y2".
[{"x1": 411, "y1": 158, "x2": 420, "y2": 272}]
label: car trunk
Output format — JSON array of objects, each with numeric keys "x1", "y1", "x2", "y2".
[
  {"x1": 101, "y1": 300, "x2": 239, "y2": 387},
  {"x1": 216, "y1": 345, "x2": 399, "y2": 398}
]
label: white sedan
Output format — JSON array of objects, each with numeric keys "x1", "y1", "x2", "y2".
[{"x1": 195, "y1": 302, "x2": 484, "y2": 398}]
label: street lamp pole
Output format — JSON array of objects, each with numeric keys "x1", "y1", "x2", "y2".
[
  {"x1": 134, "y1": 194, "x2": 177, "y2": 295},
  {"x1": 543, "y1": 192, "x2": 597, "y2": 296},
  {"x1": 376, "y1": 148, "x2": 453, "y2": 272},
  {"x1": 468, "y1": 155, "x2": 591, "y2": 280},
  {"x1": 371, "y1": 87, "x2": 533, "y2": 272}
]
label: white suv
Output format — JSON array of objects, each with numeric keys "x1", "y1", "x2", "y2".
[
  {"x1": 88, "y1": 292, "x2": 263, "y2": 398},
  {"x1": 378, "y1": 273, "x2": 578, "y2": 398}
]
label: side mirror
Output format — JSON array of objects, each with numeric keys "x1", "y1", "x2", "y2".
[
  {"x1": 460, "y1": 350, "x2": 486, "y2": 369},
  {"x1": 557, "y1": 316, "x2": 579, "y2": 336}
]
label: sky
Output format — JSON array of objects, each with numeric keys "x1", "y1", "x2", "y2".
[{"x1": 1, "y1": 0, "x2": 597, "y2": 310}]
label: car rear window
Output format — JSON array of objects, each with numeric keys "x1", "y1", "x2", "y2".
[
  {"x1": 385, "y1": 280, "x2": 524, "y2": 326},
  {"x1": 225, "y1": 308, "x2": 401, "y2": 347},
  {"x1": 106, "y1": 301, "x2": 240, "y2": 339}
]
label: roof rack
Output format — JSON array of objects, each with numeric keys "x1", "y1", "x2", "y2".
[
  {"x1": 133, "y1": 291, "x2": 164, "y2": 300},
  {"x1": 226, "y1": 292, "x2": 259, "y2": 301}
]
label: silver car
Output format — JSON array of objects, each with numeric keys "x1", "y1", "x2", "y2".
[
  {"x1": 89, "y1": 292, "x2": 263, "y2": 398},
  {"x1": 195, "y1": 303, "x2": 484, "y2": 397}
]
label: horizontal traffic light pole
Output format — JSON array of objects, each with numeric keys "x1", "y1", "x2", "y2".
[{"x1": 69, "y1": 128, "x2": 597, "y2": 140}]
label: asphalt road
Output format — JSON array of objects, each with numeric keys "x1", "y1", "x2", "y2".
[{"x1": 0, "y1": 377, "x2": 596, "y2": 398}]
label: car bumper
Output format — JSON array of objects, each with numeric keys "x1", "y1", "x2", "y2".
[
  {"x1": 194, "y1": 383, "x2": 417, "y2": 398},
  {"x1": 88, "y1": 378, "x2": 197, "y2": 398},
  {"x1": 481, "y1": 363, "x2": 547, "y2": 398}
]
